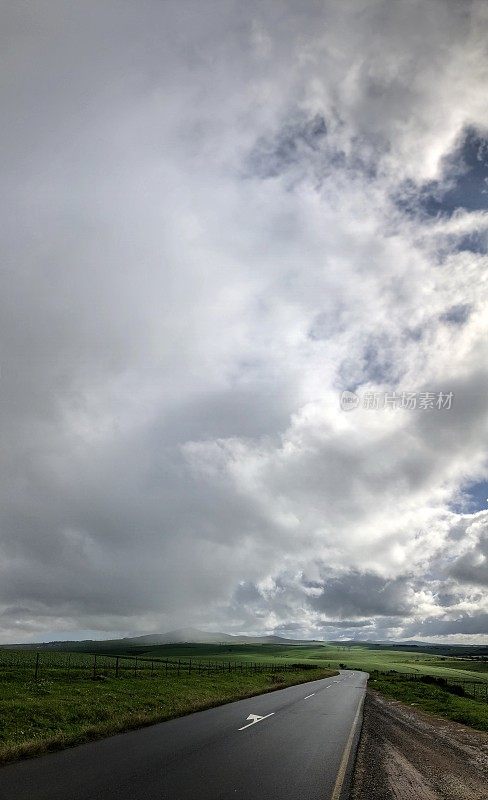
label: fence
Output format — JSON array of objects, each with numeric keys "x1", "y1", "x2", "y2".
[
  {"x1": 0, "y1": 650, "x2": 319, "y2": 682},
  {"x1": 373, "y1": 670, "x2": 488, "y2": 703}
]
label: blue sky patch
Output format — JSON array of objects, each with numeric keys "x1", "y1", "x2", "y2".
[
  {"x1": 422, "y1": 129, "x2": 488, "y2": 216},
  {"x1": 451, "y1": 479, "x2": 488, "y2": 513},
  {"x1": 397, "y1": 128, "x2": 488, "y2": 220},
  {"x1": 455, "y1": 231, "x2": 487, "y2": 254}
]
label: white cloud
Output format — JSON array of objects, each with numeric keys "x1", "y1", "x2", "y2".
[{"x1": 0, "y1": 0, "x2": 487, "y2": 642}]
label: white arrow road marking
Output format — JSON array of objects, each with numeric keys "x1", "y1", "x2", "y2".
[
  {"x1": 238, "y1": 712, "x2": 275, "y2": 731},
  {"x1": 304, "y1": 693, "x2": 315, "y2": 699}
]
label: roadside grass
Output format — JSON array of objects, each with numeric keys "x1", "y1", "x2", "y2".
[
  {"x1": 369, "y1": 674, "x2": 488, "y2": 732},
  {"x1": 0, "y1": 666, "x2": 336, "y2": 764}
]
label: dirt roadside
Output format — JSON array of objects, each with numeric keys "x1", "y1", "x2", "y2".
[{"x1": 351, "y1": 690, "x2": 488, "y2": 800}]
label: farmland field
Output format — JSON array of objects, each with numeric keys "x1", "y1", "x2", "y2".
[
  {"x1": 85, "y1": 641, "x2": 488, "y2": 684},
  {"x1": 3, "y1": 641, "x2": 487, "y2": 682}
]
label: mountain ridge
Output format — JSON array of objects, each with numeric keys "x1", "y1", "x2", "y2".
[
  {"x1": 1, "y1": 629, "x2": 485, "y2": 653},
  {"x1": 0, "y1": 627, "x2": 315, "y2": 650}
]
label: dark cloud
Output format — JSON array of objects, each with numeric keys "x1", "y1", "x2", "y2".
[
  {"x1": 435, "y1": 593, "x2": 458, "y2": 608},
  {"x1": 309, "y1": 572, "x2": 413, "y2": 618},
  {"x1": 233, "y1": 582, "x2": 263, "y2": 605},
  {"x1": 317, "y1": 619, "x2": 373, "y2": 629},
  {"x1": 246, "y1": 114, "x2": 327, "y2": 179},
  {"x1": 272, "y1": 622, "x2": 304, "y2": 632},
  {"x1": 450, "y1": 533, "x2": 488, "y2": 587},
  {"x1": 403, "y1": 613, "x2": 488, "y2": 637},
  {"x1": 440, "y1": 304, "x2": 471, "y2": 326},
  {"x1": 338, "y1": 333, "x2": 404, "y2": 390}
]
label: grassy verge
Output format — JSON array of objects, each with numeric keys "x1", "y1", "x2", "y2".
[
  {"x1": 0, "y1": 667, "x2": 336, "y2": 764},
  {"x1": 369, "y1": 673, "x2": 488, "y2": 732}
]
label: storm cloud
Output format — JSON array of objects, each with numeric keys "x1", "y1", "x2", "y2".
[{"x1": 1, "y1": 1, "x2": 487, "y2": 643}]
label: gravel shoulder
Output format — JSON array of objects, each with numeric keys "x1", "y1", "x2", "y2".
[{"x1": 351, "y1": 689, "x2": 488, "y2": 800}]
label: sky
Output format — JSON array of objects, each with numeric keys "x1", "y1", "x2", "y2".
[{"x1": 1, "y1": 0, "x2": 487, "y2": 645}]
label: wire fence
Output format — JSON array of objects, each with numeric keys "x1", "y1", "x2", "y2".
[
  {"x1": 373, "y1": 669, "x2": 488, "y2": 703},
  {"x1": 0, "y1": 650, "x2": 320, "y2": 682}
]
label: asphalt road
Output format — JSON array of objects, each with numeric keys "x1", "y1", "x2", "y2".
[{"x1": 0, "y1": 670, "x2": 367, "y2": 800}]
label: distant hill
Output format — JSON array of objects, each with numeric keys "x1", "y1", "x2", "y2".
[
  {"x1": 1, "y1": 630, "x2": 486, "y2": 657},
  {"x1": 329, "y1": 639, "x2": 433, "y2": 648},
  {"x1": 0, "y1": 627, "x2": 313, "y2": 651},
  {"x1": 112, "y1": 628, "x2": 305, "y2": 646},
  {"x1": 328, "y1": 639, "x2": 488, "y2": 657}
]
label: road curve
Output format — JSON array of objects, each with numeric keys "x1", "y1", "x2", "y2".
[{"x1": 0, "y1": 670, "x2": 367, "y2": 800}]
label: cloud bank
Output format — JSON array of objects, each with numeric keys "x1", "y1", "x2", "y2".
[{"x1": 1, "y1": 0, "x2": 487, "y2": 643}]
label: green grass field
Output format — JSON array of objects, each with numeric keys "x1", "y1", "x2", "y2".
[
  {"x1": 4, "y1": 641, "x2": 486, "y2": 686},
  {"x1": 369, "y1": 673, "x2": 488, "y2": 732},
  {"x1": 93, "y1": 641, "x2": 488, "y2": 684},
  {"x1": 0, "y1": 660, "x2": 336, "y2": 764}
]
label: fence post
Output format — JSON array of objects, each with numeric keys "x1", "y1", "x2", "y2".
[
  {"x1": 115, "y1": 657, "x2": 119, "y2": 678},
  {"x1": 67, "y1": 653, "x2": 71, "y2": 680},
  {"x1": 188, "y1": 659, "x2": 192, "y2": 675},
  {"x1": 177, "y1": 659, "x2": 180, "y2": 676},
  {"x1": 134, "y1": 658, "x2": 138, "y2": 678},
  {"x1": 93, "y1": 654, "x2": 97, "y2": 680},
  {"x1": 34, "y1": 652, "x2": 40, "y2": 680}
]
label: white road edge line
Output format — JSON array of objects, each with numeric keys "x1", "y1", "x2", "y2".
[
  {"x1": 330, "y1": 694, "x2": 364, "y2": 800},
  {"x1": 238, "y1": 712, "x2": 275, "y2": 731},
  {"x1": 304, "y1": 693, "x2": 315, "y2": 699}
]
